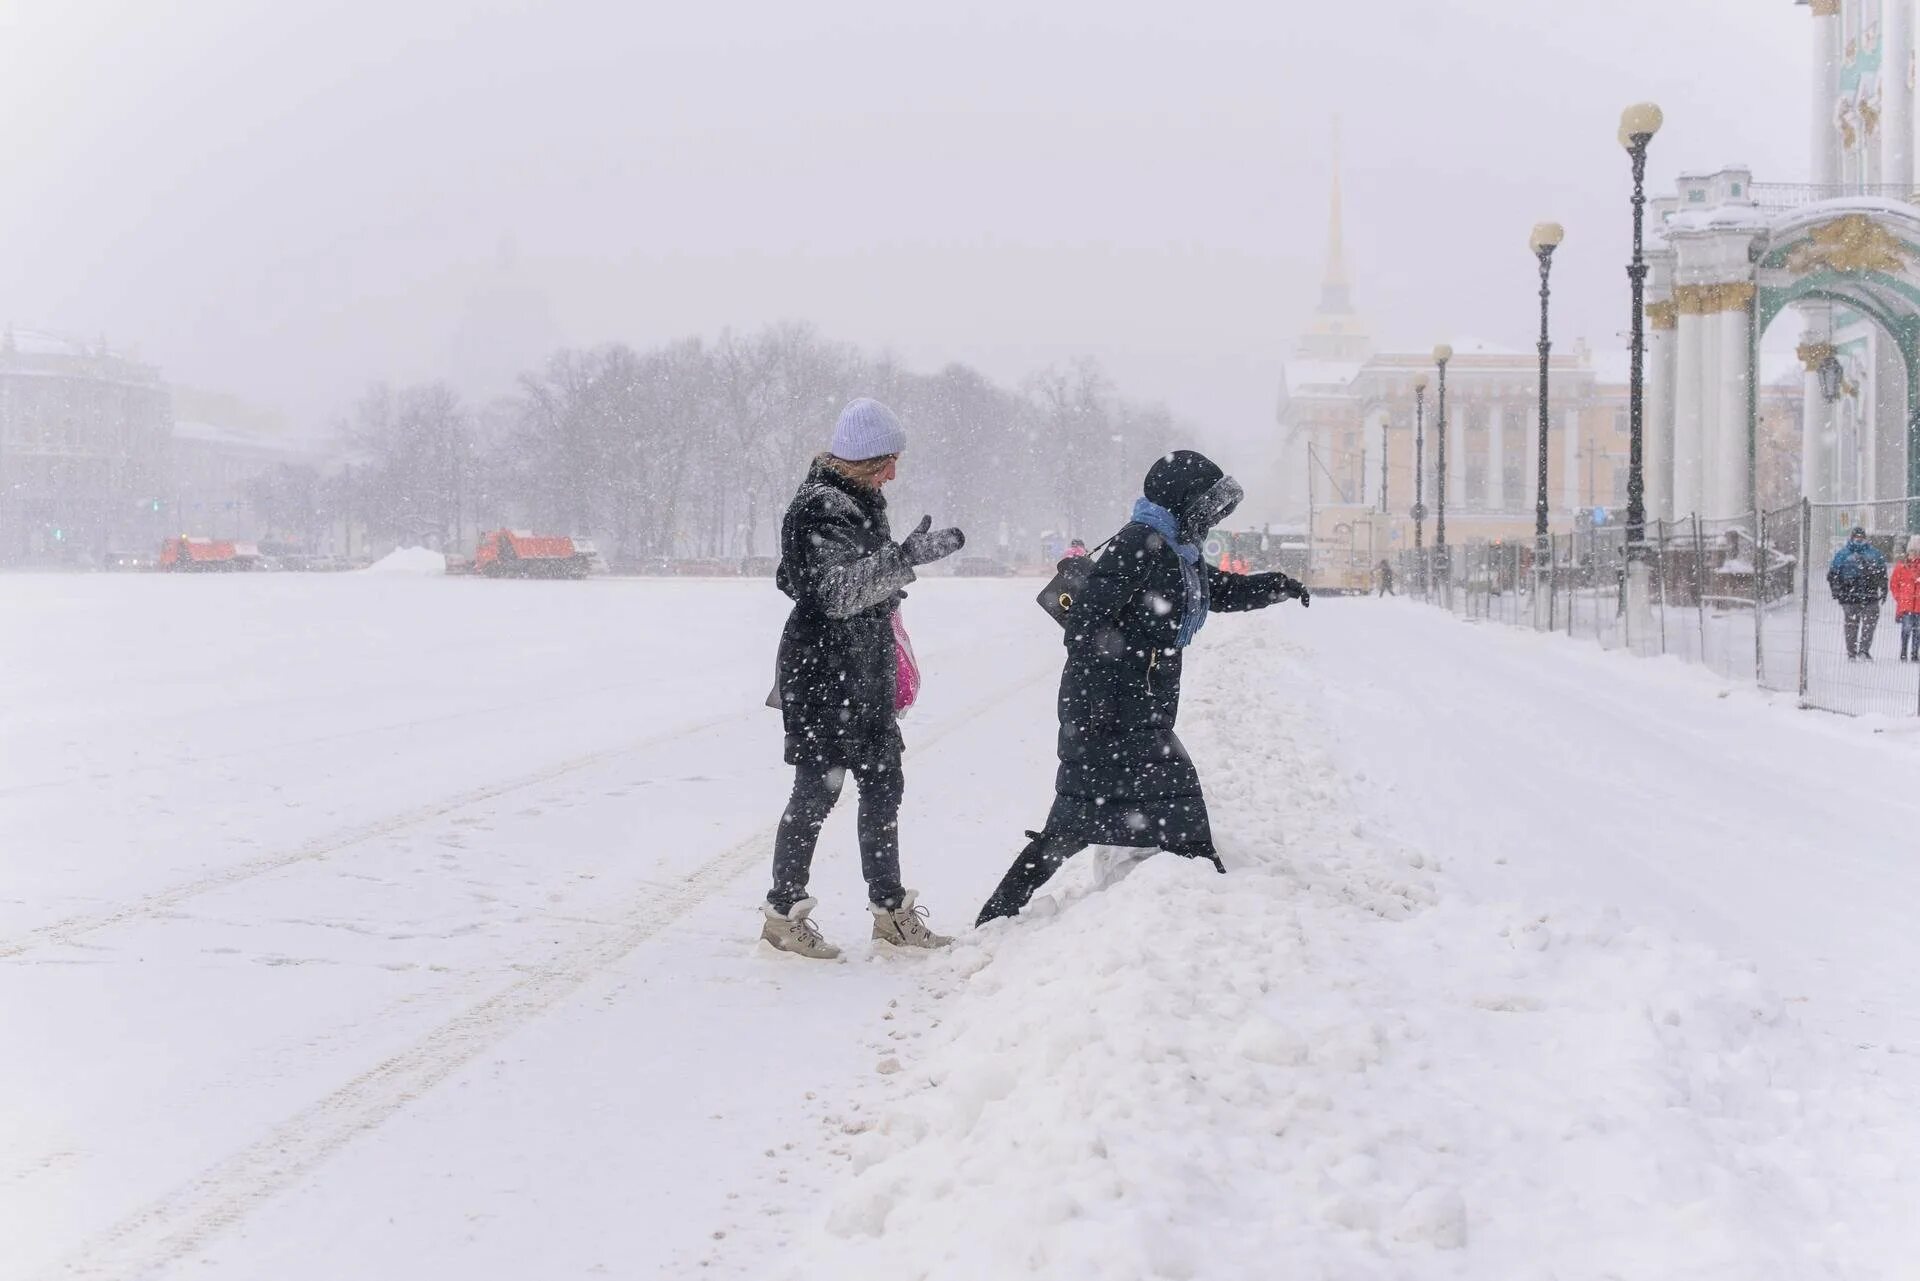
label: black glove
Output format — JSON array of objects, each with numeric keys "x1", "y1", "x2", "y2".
[
  {"x1": 1275, "y1": 573, "x2": 1310, "y2": 607},
  {"x1": 900, "y1": 515, "x2": 965, "y2": 567}
]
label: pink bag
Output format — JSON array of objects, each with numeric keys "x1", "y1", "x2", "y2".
[{"x1": 892, "y1": 611, "x2": 922, "y2": 713}]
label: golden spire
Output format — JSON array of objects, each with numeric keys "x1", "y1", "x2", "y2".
[
  {"x1": 1324, "y1": 116, "x2": 1350, "y2": 294},
  {"x1": 1293, "y1": 116, "x2": 1372, "y2": 362}
]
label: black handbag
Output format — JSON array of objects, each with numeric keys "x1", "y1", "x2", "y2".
[{"x1": 1036, "y1": 534, "x2": 1115, "y2": 628}]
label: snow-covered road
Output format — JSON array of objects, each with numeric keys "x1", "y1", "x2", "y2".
[
  {"x1": 1312, "y1": 599, "x2": 1920, "y2": 1064},
  {"x1": 3, "y1": 576, "x2": 1914, "y2": 1279}
]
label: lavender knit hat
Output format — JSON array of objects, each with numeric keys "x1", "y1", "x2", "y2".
[{"x1": 830, "y1": 398, "x2": 907, "y2": 461}]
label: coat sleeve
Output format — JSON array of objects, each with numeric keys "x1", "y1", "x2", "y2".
[
  {"x1": 1205, "y1": 566, "x2": 1303, "y2": 613},
  {"x1": 796, "y1": 505, "x2": 916, "y2": 620}
]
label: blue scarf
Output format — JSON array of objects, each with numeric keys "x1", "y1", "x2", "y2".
[{"x1": 1131, "y1": 497, "x2": 1209, "y2": 647}]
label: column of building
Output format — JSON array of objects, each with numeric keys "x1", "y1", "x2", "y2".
[
  {"x1": 1448, "y1": 397, "x2": 1467, "y2": 509},
  {"x1": 1888, "y1": 0, "x2": 1916, "y2": 189},
  {"x1": 1559, "y1": 406, "x2": 1578, "y2": 513},
  {"x1": 1644, "y1": 237, "x2": 1678, "y2": 524},
  {"x1": 1486, "y1": 401, "x2": 1504, "y2": 512},
  {"x1": 1712, "y1": 286, "x2": 1755, "y2": 518},
  {"x1": 1798, "y1": 304, "x2": 1836, "y2": 505},
  {"x1": 1812, "y1": 0, "x2": 1841, "y2": 186},
  {"x1": 1672, "y1": 290, "x2": 1709, "y2": 520}
]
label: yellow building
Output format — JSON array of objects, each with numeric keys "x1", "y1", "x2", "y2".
[{"x1": 1272, "y1": 160, "x2": 1803, "y2": 588}]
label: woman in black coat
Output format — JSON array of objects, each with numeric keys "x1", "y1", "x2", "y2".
[
  {"x1": 977, "y1": 450, "x2": 1308, "y2": 925},
  {"x1": 761, "y1": 398, "x2": 966, "y2": 958}
]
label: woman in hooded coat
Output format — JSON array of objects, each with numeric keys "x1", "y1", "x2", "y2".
[
  {"x1": 760, "y1": 398, "x2": 966, "y2": 959},
  {"x1": 977, "y1": 450, "x2": 1309, "y2": 925}
]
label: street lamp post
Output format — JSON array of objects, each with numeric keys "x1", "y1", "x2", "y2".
[
  {"x1": 1530, "y1": 222, "x2": 1564, "y2": 628},
  {"x1": 1433, "y1": 343, "x2": 1453, "y2": 599},
  {"x1": 1412, "y1": 379, "x2": 1428, "y2": 591},
  {"x1": 1620, "y1": 102, "x2": 1663, "y2": 644},
  {"x1": 1380, "y1": 414, "x2": 1389, "y2": 516}
]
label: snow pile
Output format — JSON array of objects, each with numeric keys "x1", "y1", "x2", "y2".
[
  {"x1": 791, "y1": 624, "x2": 1907, "y2": 1279},
  {"x1": 365, "y1": 546, "x2": 446, "y2": 574}
]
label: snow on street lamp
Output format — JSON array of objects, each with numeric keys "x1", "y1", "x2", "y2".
[
  {"x1": 1433, "y1": 343, "x2": 1453, "y2": 595},
  {"x1": 1619, "y1": 102, "x2": 1662, "y2": 642},
  {"x1": 1530, "y1": 221, "x2": 1563, "y2": 628}
]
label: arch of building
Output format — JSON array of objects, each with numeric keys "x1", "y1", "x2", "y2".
[{"x1": 1645, "y1": 169, "x2": 1920, "y2": 530}]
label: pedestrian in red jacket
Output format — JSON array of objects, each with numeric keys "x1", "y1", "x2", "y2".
[{"x1": 1892, "y1": 537, "x2": 1920, "y2": 661}]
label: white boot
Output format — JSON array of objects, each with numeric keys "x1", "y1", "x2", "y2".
[
  {"x1": 870, "y1": 890, "x2": 952, "y2": 949},
  {"x1": 761, "y1": 897, "x2": 841, "y2": 960}
]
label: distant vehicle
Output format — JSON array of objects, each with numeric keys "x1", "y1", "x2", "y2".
[
  {"x1": 571, "y1": 538, "x2": 610, "y2": 574},
  {"x1": 105, "y1": 550, "x2": 150, "y2": 572},
  {"x1": 952, "y1": 557, "x2": 1015, "y2": 578},
  {"x1": 472, "y1": 529, "x2": 595, "y2": 579},
  {"x1": 157, "y1": 537, "x2": 261, "y2": 572}
]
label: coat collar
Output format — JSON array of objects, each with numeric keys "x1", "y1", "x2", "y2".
[{"x1": 808, "y1": 458, "x2": 888, "y2": 518}]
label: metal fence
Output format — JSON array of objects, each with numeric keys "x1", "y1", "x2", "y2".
[{"x1": 1395, "y1": 498, "x2": 1920, "y2": 717}]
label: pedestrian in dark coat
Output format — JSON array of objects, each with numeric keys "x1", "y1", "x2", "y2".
[
  {"x1": 976, "y1": 450, "x2": 1309, "y2": 925},
  {"x1": 1827, "y1": 525, "x2": 1890, "y2": 661},
  {"x1": 760, "y1": 399, "x2": 966, "y2": 959}
]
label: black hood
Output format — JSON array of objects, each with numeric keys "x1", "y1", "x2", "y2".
[
  {"x1": 1144, "y1": 450, "x2": 1242, "y2": 543},
  {"x1": 1144, "y1": 451, "x2": 1223, "y2": 513}
]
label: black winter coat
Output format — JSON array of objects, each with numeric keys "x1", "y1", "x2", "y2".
[
  {"x1": 1047, "y1": 520, "x2": 1297, "y2": 849},
  {"x1": 773, "y1": 461, "x2": 916, "y2": 767}
]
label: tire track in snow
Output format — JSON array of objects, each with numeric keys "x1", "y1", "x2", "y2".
[
  {"x1": 0, "y1": 707, "x2": 761, "y2": 960},
  {"x1": 42, "y1": 663, "x2": 1051, "y2": 1281},
  {"x1": 0, "y1": 673, "x2": 680, "y2": 797}
]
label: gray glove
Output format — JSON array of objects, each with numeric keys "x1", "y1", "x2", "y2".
[{"x1": 900, "y1": 515, "x2": 966, "y2": 567}]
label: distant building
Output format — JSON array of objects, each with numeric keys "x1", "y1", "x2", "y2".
[
  {"x1": 1, "y1": 327, "x2": 333, "y2": 565},
  {"x1": 1272, "y1": 156, "x2": 1803, "y2": 578},
  {"x1": 168, "y1": 387, "x2": 327, "y2": 546},
  {"x1": 0, "y1": 326, "x2": 171, "y2": 564}
]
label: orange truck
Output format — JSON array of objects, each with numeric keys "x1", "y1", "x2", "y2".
[
  {"x1": 471, "y1": 529, "x2": 595, "y2": 579},
  {"x1": 157, "y1": 537, "x2": 261, "y2": 572}
]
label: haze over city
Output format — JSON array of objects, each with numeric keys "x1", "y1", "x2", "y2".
[
  {"x1": 3, "y1": 0, "x2": 1804, "y2": 446},
  {"x1": 9, "y1": 4, "x2": 1920, "y2": 1279}
]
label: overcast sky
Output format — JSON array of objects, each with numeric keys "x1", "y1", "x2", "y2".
[{"x1": 0, "y1": 0, "x2": 1807, "y2": 450}]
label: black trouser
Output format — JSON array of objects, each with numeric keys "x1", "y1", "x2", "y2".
[
  {"x1": 768, "y1": 759, "x2": 905, "y2": 913},
  {"x1": 1843, "y1": 602, "x2": 1880, "y2": 658},
  {"x1": 975, "y1": 830, "x2": 1222, "y2": 926}
]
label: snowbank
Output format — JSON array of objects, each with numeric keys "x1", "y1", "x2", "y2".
[
  {"x1": 789, "y1": 624, "x2": 1907, "y2": 1279},
  {"x1": 365, "y1": 546, "x2": 446, "y2": 575}
]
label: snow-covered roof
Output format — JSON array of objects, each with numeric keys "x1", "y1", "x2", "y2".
[
  {"x1": 7, "y1": 327, "x2": 95, "y2": 358},
  {"x1": 1283, "y1": 361, "x2": 1364, "y2": 391},
  {"x1": 1664, "y1": 206, "x2": 1772, "y2": 233},
  {"x1": 173, "y1": 420, "x2": 323, "y2": 461},
  {"x1": 1443, "y1": 338, "x2": 1531, "y2": 359},
  {"x1": 1, "y1": 326, "x2": 143, "y2": 363},
  {"x1": 1767, "y1": 196, "x2": 1920, "y2": 237}
]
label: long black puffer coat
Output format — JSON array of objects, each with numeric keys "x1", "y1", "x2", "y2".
[
  {"x1": 1047, "y1": 452, "x2": 1302, "y2": 850},
  {"x1": 773, "y1": 459, "x2": 917, "y2": 767}
]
